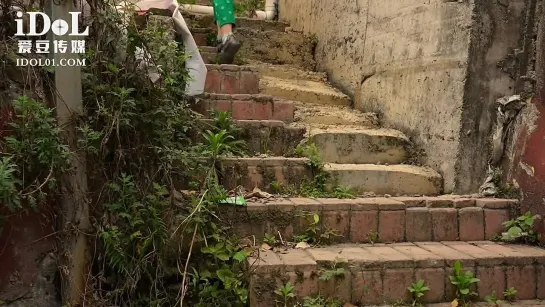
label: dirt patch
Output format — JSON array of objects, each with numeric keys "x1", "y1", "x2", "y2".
[
  {"x1": 235, "y1": 28, "x2": 316, "y2": 70},
  {"x1": 291, "y1": 102, "x2": 379, "y2": 128}
]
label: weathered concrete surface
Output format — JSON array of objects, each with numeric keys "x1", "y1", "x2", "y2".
[
  {"x1": 309, "y1": 127, "x2": 409, "y2": 164},
  {"x1": 279, "y1": 0, "x2": 533, "y2": 194},
  {"x1": 260, "y1": 76, "x2": 351, "y2": 106},
  {"x1": 250, "y1": 63, "x2": 327, "y2": 82},
  {"x1": 325, "y1": 163, "x2": 442, "y2": 196},
  {"x1": 506, "y1": 0, "x2": 545, "y2": 242},
  {"x1": 292, "y1": 102, "x2": 379, "y2": 127}
]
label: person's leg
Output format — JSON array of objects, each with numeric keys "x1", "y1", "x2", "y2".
[{"x1": 212, "y1": 0, "x2": 240, "y2": 64}]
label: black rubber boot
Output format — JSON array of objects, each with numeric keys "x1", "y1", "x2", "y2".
[{"x1": 218, "y1": 34, "x2": 241, "y2": 65}]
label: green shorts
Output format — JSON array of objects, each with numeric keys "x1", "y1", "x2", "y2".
[{"x1": 213, "y1": 0, "x2": 236, "y2": 27}]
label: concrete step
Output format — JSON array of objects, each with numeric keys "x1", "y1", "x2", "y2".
[
  {"x1": 260, "y1": 76, "x2": 351, "y2": 106},
  {"x1": 325, "y1": 164, "x2": 443, "y2": 196},
  {"x1": 293, "y1": 102, "x2": 379, "y2": 127},
  {"x1": 247, "y1": 241, "x2": 545, "y2": 306},
  {"x1": 220, "y1": 197, "x2": 516, "y2": 244},
  {"x1": 205, "y1": 64, "x2": 259, "y2": 94},
  {"x1": 218, "y1": 157, "x2": 442, "y2": 196},
  {"x1": 198, "y1": 119, "x2": 305, "y2": 156},
  {"x1": 309, "y1": 127, "x2": 410, "y2": 164},
  {"x1": 249, "y1": 62, "x2": 328, "y2": 82},
  {"x1": 194, "y1": 93, "x2": 294, "y2": 122}
]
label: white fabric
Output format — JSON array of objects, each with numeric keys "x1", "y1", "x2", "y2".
[{"x1": 134, "y1": 0, "x2": 208, "y2": 96}]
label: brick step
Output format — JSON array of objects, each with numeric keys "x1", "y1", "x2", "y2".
[
  {"x1": 248, "y1": 241, "x2": 545, "y2": 306},
  {"x1": 198, "y1": 119, "x2": 305, "y2": 156},
  {"x1": 201, "y1": 51, "x2": 218, "y2": 64},
  {"x1": 219, "y1": 157, "x2": 310, "y2": 191},
  {"x1": 260, "y1": 76, "x2": 352, "y2": 106},
  {"x1": 192, "y1": 27, "x2": 214, "y2": 46},
  {"x1": 205, "y1": 64, "x2": 259, "y2": 94},
  {"x1": 219, "y1": 197, "x2": 516, "y2": 243},
  {"x1": 325, "y1": 163, "x2": 443, "y2": 196},
  {"x1": 200, "y1": 46, "x2": 218, "y2": 53},
  {"x1": 309, "y1": 127, "x2": 410, "y2": 164},
  {"x1": 194, "y1": 94, "x2": 294, "y2": 122}
]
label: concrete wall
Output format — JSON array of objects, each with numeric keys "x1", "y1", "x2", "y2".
[
  {"x1": 279, "y1": 0, "x2": 531, "y2": 193},
  {"x1": 506, "y1": 0, "x2": 545, "y2": 240}
]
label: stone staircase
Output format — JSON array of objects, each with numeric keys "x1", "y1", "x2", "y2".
[{"x1": 183, "y1": 13, "x2": 544, "y2": 306}]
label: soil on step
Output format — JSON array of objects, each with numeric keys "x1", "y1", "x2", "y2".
[
  {"x1": 235, "y1": 28, "x2": 316, "y2": 70},
  {"x1": 292, "y1": 101, "x2": 379, "y2": 127}
]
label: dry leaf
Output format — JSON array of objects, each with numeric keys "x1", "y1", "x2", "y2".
[
  {"x1": 451, "y1": 298, "x2": 459, "y2": 307},
  {"x1": 261, "y1": 243, "x2": 272, "y2": 251},
  {"x1": 245, "y1": 187, "x2": 272, "y2": 199}
]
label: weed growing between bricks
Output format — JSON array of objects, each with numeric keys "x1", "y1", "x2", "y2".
[
  {"x1": 275, "y1": 142, "x2": 356, "y2": 198},
  {"x1": 497, "y1": 211, "x2": 542, "y2": 245}
]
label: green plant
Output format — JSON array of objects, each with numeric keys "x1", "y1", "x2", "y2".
[
  {"x1": 293, "y1": 211, "x2": 341, "y2": 245},
  {"x1": 301, "y1": 295, "x2": 343, "y2": 307},
  {"x1": 233, "y1": 0, "x2": 265, "y2": 17},
  {"x1": 291, "y1": 143, "x2": 358, "y2": 199},
  {"x1": 275, "y1": 282, "x2": 296, "y2": 307},
  {"x1": 408, "y1": 280, "x2": 430, "y2": 306},
  {"x1": 485, "y1": 291, "x2": 503, "y2": 306},
  {"x1": 503, "y1": 287, "x2": 517, "y2": 301},
  {"x1": 263, "y1": 233, "x2": 279, "y2": 246},
  {"x1": 319, "y1": 259, "x2": 346, "y2": 281},
  {"x1": 77, "y1": 4, "x2": 252, "y2": 306},
  {"x1": 449, "y1": 260, "x2": 480, "y2": 300},
  {"x1": 100, "y1": 175, "x2": 169, "y2": 275},
  {"x1": 206, "y1": 32, "x2": 217, "y2": 46},
  {"x1": 0, "y1": 157, "x2": 20, "y2": 211},
  {"x1": 501, "y1": 211, "x2": 541, "y2": 243},
  {"x1": 332, "y1": 186, "x2": 355, "y2": 199},
  {"x1": 367, "y1": 230, "x2": 379, "y2": 243},
  {"x1": 0, "y1": 96, "x2": 70, "y2": 213},
  {"x1": 202, "y1": 129, "x2": 247, "y2": 157}
]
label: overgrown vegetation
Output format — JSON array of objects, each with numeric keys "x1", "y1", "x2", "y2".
[
  {"x1": 500, "y1": 211, "x2": 541, "y2": 244},
  {"x1": 293, "y1": 211, "x2": 341, "y2": 245},
  {"x1": 272, "y1": 142, "x2": 355, "y2": 198},
  {"x1": 0, "y1": 96, "x2": 70, "y2": 229},
  {"x1": 318, "y1": 259, "x2": 345, "y2": 282},
  {"x1": 450, "y1": 260, "x2": 480, "y2": 303},
  {"x1": 301, "y1": 296, "x2": 343, "y2": 307},
  {"x1": 274, "y1": 282, "x2": 296, "y2": 307},
  {"x1": 1, "y1": 1, "x2": 255, "y2": 306},
  {"x1": 407, "y1": 280, "x2": 430, "y2": 306}
]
